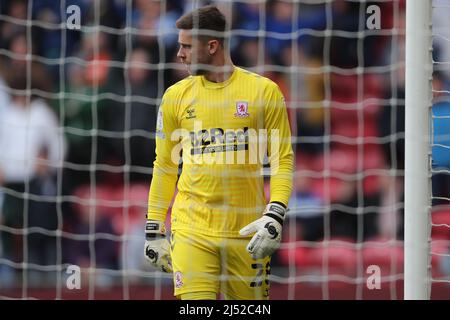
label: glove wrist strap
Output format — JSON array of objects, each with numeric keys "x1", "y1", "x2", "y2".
[
  {"x1": 145, "y1": 220, "x2": 166, "y2": 239},
  {"x1": 264, "y1": 202, "x2": 286, "y2": 225}
]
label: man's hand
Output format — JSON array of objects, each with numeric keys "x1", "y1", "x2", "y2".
[
  {"x1": 239, "y1": 202, "x2": 286, "y2": 260},
  {"x1": 144, "y1": 220, "x2": 173, "y2": 273}
]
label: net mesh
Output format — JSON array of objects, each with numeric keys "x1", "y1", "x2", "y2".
[
  {"x1": 0, "y1": 0, "x2": 449, "y2": 300},
  {"x1": 431, "y1": 0, "x2": 450, "y2": 293}
]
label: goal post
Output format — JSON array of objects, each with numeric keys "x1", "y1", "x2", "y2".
[{"x1": 404, "y1": 0, "x2": 433, "y2": 300}]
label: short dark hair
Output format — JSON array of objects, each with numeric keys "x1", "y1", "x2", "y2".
[{"x1": 175, "y1": 5, "x2": 227, "y2": 44}]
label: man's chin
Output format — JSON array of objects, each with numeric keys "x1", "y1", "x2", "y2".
[{"x1": 186, "y1": 65, "x2": 207, "y2": 76}]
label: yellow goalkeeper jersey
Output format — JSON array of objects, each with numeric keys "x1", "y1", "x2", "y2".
[{"x1": 147, "y1": 66, "x2": 294, "y2": 237}]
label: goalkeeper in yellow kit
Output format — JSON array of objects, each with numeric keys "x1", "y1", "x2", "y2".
[{"x1": 144, "y1": 5, "x2": 293, "y2": 300}]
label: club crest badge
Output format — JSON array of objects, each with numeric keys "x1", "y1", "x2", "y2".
[{"x1": 235, "y1": 101, "x2": 249, "y2": 118}]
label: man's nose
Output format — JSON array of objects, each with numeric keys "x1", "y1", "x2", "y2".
[{"x1": 177, "y1": 48, "x2": 185, "y2": 59}]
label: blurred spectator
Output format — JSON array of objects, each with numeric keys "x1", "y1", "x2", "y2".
[
  {"x1": 85, "y1": 0, "x2": 123, "y2": 51},
  {"x1": 431, "y1": 72, "x2": 450, "y2": 206},
  {"x1": 233, "y1": 1, "x2": 326, "y2": 66},
  {"x1": 57, "y1": 31, "x2": 116, "y2": 194},
  {"x1": 0, "y1": 56, "x2": 9, "y2": 113},
  {"x1": 295, "y1": 77, "x2": 325, "y2": 154},
  {"x1": 327, "y1": 1, "x2": 388, "y2": 68},
  {"x1": 266, "y1": 1, "x2": 325, "y2": 65},
  {"x1": 377, "y1": 13, "x2": 406, "y2": 239},
  {"x1": 131, "y1": 0, "x2": 180, "y2": 59},
  {"x1": 101, "y1": 47, "x2": 159, "y2": 182},
  {"x1": 32, "y1": 1, "x2": 74, "y2": 80},
  {"x1": 27, "y1": 147, "x2": 60, "y2": 287},
  {"x1": 0, "y1": 72, "x2": 65, "y2": 285},
  {"x1": 0, "y1": 0, "x2": 27, "y2": 49},
  {"x1": 118, "y1": 184, "x2": 154, "y2": 284},
  {"x1": 288, "y1": 172, "x2": 324, "y2": 242},
  {"x1": 5, "y1": 32, "x2": 53, "y2": 94},
  {"x1": 310, "y1": 147, "x2": 382, "y2": 242},
  {"x1": 120, "y1": 221, "x2": 146, "y2": 284},
  {"x1": 433, "y1": 0, "x2": 450, "y2": 83},
  {"x1": 58, "y1": 62, "x2": 100, "y2": 193},
  {"x1": 64, "y1": 188, "x2": 120, "y2": 287},
  {"x1": 233, "y1": 38, "x2": 261, "y2": 68},
  {"x1": 0, "y1": 0, "x2": 420, "y2": 288},
  {"x1": 0, "y1": 49, "x2": 11, "y2": 287},
  {"x1": 328, "y1": 0, "x2": 360, "y2": 69},
  {"x1": 60, "y1": 62, "x2": 94, "y2": 164},
  {"x1": 182, "y1": 0, "x2": 212, "y2": 14},
  {"x1": 80, "y1": 30, "x2": 114, "y2": 88},
  {"x1": 440, "y1": 250, "x2": 450, "y2": 280},
  {"x1": 329, "y1": 179, "x2": 379, "y2": 241}
]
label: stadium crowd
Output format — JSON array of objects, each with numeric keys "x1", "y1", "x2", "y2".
[{"x1": 0, "y1": 0, "x2": 449, "y2": 289}]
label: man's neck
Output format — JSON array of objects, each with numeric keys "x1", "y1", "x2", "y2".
[{"x1": 203, "y1": 58, "x2": 235, "y2": 83}]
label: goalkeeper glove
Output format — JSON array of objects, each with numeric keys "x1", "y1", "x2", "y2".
[
  {"x1": 239, "y1": 202, "x2": 286, "y2": 260},
  {"x1": 144, "y1": 220, "x2": 173, "y2": 273}
]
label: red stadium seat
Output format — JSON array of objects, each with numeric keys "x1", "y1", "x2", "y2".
[
  {"x1": 310, "y1": 176, "x2": 348, "y2": 203},
  {"x1": 330, "y1": 73, "x2": 383, "y2": 103},
  {"x1": 331, "y1": 120, "x2": 380, "y2": 140},
  {"x1": 72, "y1": 184, "x2": 119, "y2": 217},
  {"x1": 431, "y1": 210, "x2": 450, "y2": 239},
  {"x1": 72, "y1": 183, "x2": 156, "y2": 235},
  {"x1": 307, "y1": 240, "x2": 357, "y2": 271},
  {"x1": 310, "y1": 145, "x2": 385, "y2": 197},
  {"x1": 111, "y1": 184, "x2": 150, "y2": 234},
  {"x1": 279, "y1": 238, "x2": 357, "y2": 273},
  {"x1": 329, "y1": 73, "x2": 383, "y2": 143},
  {"x1": 430, "y1": 240, "x2": 449, "y2": 274},
  {"x1": 362, "y1": 241, "x2": 404, "y2": 274}
]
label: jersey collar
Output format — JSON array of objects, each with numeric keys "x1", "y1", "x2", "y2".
[{"x1": 200, "y1": 66, "x2": 238, "y2": 89}]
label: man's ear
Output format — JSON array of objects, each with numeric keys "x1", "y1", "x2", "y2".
[{"x1": 208, "y1": 40, "x2": 219, "y2": 55}]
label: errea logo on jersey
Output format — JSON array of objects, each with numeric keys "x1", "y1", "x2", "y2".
[{"x1": 235, "y1": 101, "x2": 249, "y2": 118}]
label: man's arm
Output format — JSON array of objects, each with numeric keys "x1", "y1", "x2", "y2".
[
  {"x1": 239, "y1": 81, "x2": 293, "y2": 260},
  {"x1": 145, "y1": 90, "x2": 180, "y2": 272},
  {"x1": 264, "y1": 82, "x2": 294, "y2": 207},
  {"x1": 147, "y1": 90, "x2": 181, "y2": 221},
  {"x1": 42, "y1": 101, "x2": 67, "y2": 175}
]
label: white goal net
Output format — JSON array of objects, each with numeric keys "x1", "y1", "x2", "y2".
[{"x1": 0, "y1": 0, "x2": 449, "y2": 300}]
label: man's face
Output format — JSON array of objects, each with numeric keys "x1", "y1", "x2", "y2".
[{"x1": 177, "y1": 29, "x2": 213, "y2": 76}]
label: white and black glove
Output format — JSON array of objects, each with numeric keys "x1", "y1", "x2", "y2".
[
  {"x1": 144, "y1": 220, "x2": 173, "y2": 273},
  {"x1": 239, "y1": 202, "x2": 286, "y2": 260}
]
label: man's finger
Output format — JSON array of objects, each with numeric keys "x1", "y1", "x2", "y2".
[{"x1": 239, "y1": 221, "x2": 258, "y2": 236}]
